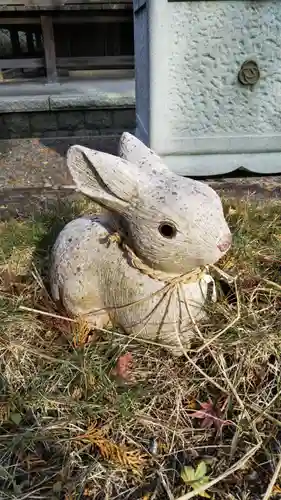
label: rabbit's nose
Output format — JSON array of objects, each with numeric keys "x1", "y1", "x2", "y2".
[{"x1": 217, "y1": 233, "x2": 232, "y2": 253}]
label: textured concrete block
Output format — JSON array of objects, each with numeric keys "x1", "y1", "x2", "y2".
[
  {"x1": 112, "y1": 108, "x2": 136, "y2": 130},
  {"x1": 0, "y1": 115, "x2": 8, "y2": 139},
  {"x1": 4, "y1": 113, "x2": 30, "y2": 137},
  {"x1": 57, "y1": 111, "x2": 85, "y2": 130},
  {"x1": 73, "y1": 129, "x2": 101, "y2": 137},
  {"x1": 0, "y1": 108, "x2": 136, "y2": 140},
  {"x1": 31, "y1": 130, "x2": 74, "y2": 138},
  {"x1": 84, "y1": 110, "x2": 112, "y2": 129},
  {"x1": 30, "y1": 112, "x2": 57, "y2": 133},
  {"x1": 134, "y1": 0, "x2": 281, "y2": 175},
  {"x1": 0, "y1": 95, "x2": 49, "y2": 114},
  {"x1": 49, "y1": 93, "x2": 135, "y2": 111}
]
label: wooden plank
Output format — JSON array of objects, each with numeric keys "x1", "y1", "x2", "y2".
[
  {"x1": 10, "y1": 27, "x2": 21, "y2": 55},
  {"x1": 0, "y1": 4, "x2": 132, "y2": 12},
  {"x1": 0, "y1": 17, "x2": 40, "y2": 24},
  {"x1": 64, "y1": 0, "x2": 130, "y2": 3},
  {"x1": 0, "y1": 55, "x2": 133, "y2": 70},
  {"x1": 40, "y1": 15, "x2": 57, "y2": 82},
  {"x1": 0, "y1": 57, "x2": 43, "y2": 68},
  {"x1": 105, "y1": 21, "x2": 120, "y2": 56},
  {"x1": 0, "y1": 0, "x2": 131, "y2": 5},
  {"x1": 53, "y1": 14, "x2": 131, "y2": 23},
  {"x1": 26, "y1": 30, "x2": 35, "y2": 53},
  {"x1": 0, "y1": 14, "x2": 131, "y2": 24},
  {"x1": 57, "y1": 55, "x2": 134, "y2": 69},
  {"x1": 35, "y1": 31, "x2": 42, "y2": 50}
]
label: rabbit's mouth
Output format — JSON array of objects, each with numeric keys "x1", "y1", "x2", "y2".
[{"x1": 217, "y1": 233, "x2": 232, "y2": 253}]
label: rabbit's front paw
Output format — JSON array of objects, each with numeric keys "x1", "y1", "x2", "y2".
[{"x1": 82, "y1": 311, "x2": 112, "y2": 331}]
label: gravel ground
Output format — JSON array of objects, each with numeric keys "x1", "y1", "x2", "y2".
[{"x1": 0, "y1": 138, "x2": 72, "y2": 189}]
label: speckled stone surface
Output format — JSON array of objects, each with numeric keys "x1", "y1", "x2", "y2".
[
  {"x1": 134, "y1": 0, "x2": 281, "y2": 175},
  {"x1": 166, "y1": 2, "x2": 281, "y2": 139},
  {"x1": 0, "y1": 78, "x2": 135, "y2": 113}
]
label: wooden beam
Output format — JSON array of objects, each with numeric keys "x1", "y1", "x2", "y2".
[
  {"x1": 105, "y1": 21, "x2": 120, "y2": 56},
  {"x1": 40, "y1": 15, "x2": 57, "y2": 82},
  {"x1": 26, "y1": 30, "x2": 35, "y2": 53},
  {"x1": 0, "y1": 0, "x2": 132, "y2": 7},
  {"x1": 0, "y1": 13, "x2": 131, "y2": 24},
  {"x1": 10, "y1": 27, "x2": 21, "y2": 55},
  {"x1": 0, "y1": 3, "x2": 132, "y2": 12},
  {"x1": 57, "y1": 55, "x2": 134, "y2": 69},
  {"x1": 0, "y1": 17, "x2": 39, "y2": 24},
  {"x1": 35, "y1": 30, "x2": 42, "y2": 50},
  {"x1": 0, "y1": 55, "x2": 134, "y2": 71},
  {"x1": 0, "y1": 57, "x2": 43, "y2": 69},
  {"x1": 64, "y1": 0, "x2": 130, "y2": 4},
  {"x1": 53, "y1": 14, "x2": 131, "y2": 22}
]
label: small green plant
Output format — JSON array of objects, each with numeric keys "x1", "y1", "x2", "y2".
[{"x1": 181, "y1": 461, "x2": 211, "y2": 498}]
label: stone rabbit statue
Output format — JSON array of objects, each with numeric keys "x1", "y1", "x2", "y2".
[{"x1": 50, "y1": 133, "x2": 231, "y2": 355}]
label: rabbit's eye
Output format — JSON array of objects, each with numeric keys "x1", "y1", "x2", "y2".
[{"x1": 158, "y1": 222, "x2": 177, "y2": 239}]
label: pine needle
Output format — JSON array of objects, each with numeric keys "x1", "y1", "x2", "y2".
[{"x1": 75, "y1": 424, "x2": 148, "y2": 473}]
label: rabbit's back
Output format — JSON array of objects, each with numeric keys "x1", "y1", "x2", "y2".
[{"x1": 50, "y1": 215, "x2": 114, "y2": 328}]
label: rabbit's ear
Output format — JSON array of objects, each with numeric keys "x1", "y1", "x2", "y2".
[
  {"x1": 67, "y1": 144, "x2": 142, "y2": 212},
  {"x1": 119, "y1": 132, "x2": 169, "y2": 173}
]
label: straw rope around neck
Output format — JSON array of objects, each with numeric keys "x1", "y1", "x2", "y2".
[
  {"x1": 73, "y1": 219, "x2": 234, "y2": 325},
  {"x1": 104, "y1": 225, "x2": 235, "y2": 287},
  {"x1": 89, "y1": 223, "x2": 234, "y2": 319},
  {"x1": 105, "y1": 228, "x2": 207, "y2": 285},
  {"x1": 94, "y1": 226, "x2": 215, "y2": 319}
]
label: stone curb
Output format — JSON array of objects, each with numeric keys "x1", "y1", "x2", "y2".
[
  {"x1": 209, "y1": 177, "x2": 281, "y2": 200},
  {"x1": 0, "y1": 79, "x2": 135, "y2": 114},
  {"x1": 0, "y1": 93, "x2": 135, "y2": 114}
]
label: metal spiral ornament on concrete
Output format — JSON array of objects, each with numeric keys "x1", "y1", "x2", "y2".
[{"x1": 238, "y1": 60, "x2": 260, "y2": 86}]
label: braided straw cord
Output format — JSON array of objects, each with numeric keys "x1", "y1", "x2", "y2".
[{"x1": 105, "y1": 230, "x2": 207, "y2": 285}]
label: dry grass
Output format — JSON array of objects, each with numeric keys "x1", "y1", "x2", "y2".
[{"x1": 0, "y1": 198, "x2": 281, "y2": 499}]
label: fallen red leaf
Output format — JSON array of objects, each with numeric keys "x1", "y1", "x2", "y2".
[
  {"x1": 112, "y1": 352, "x2": 134, "y2": 381},
  {"x1": 192, "y1": 400, "x2": 232, "y2": 432}
]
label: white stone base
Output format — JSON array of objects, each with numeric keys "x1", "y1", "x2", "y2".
[
  {"x1": 134, "y1": 0, "x2": 281, "y2": 176},
  {"x1": 161, "y1": 152, "x2": 281, "y2": 178}
]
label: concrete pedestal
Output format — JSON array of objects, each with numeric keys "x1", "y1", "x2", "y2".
[{"x1": 133, "y1": 0, "x2": 281, "y2": 176}]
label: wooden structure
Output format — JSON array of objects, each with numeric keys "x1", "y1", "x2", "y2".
[
  {"x1": 0, "y1": 0, "x2": 134, "y2": 82},
  {"x1": 0, "y1": 0, "x2": 131, "y2": 9}
]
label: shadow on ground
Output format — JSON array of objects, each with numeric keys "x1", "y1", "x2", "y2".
[
  {"x1": 0, "y1": 193, "x2": 94, "y2": 284},
  {"x1": 0, "y1": 188, "x2": 83, "y2": 221}
]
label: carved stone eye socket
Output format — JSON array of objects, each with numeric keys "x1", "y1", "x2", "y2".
[{"x1": 158, "y1": 222, "x2": 177, "y2": 239}]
